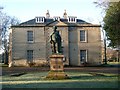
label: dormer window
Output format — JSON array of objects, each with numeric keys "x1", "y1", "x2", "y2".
[
  {"x1": 68, "y1": 16, "x2": 77, "y2": 23},
  {"x1": 53, "y1": 16, "x2": 60, "y2": 21},
  {"x1": 35, "y1": 17, "x2": 45, "y2": 23}
]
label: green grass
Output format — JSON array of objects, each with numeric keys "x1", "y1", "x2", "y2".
[
  {"x1": 1, "y1": 71, "x2": 119, "y2": 88},
  {"x1": 0, "y1": 63, "x2": 8, "y2": 67},
  {"x1": 107, "y1": 62, "x2": 120, "y2": 65}
]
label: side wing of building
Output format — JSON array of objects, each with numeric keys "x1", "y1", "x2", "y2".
[
  {"x1": 68, "y1": 24, "x2": 102, "y2": 66},
  {"x1": 10, "y1": 26, "x2": 47, "y2": 66}
]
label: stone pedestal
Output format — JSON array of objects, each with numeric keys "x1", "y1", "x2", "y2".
[
  {"x1": 46, "y1": 54, "x2": 69, "y2": 80},
  {"x1": 50, "y1": 54, "x2": 64, "y2": 71}
]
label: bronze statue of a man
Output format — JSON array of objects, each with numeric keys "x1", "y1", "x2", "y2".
[{"x1": 50, "y1": 26, "x2": 62, "y2": 54}]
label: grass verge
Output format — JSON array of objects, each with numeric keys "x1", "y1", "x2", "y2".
[{"x1": 1, "y1": 71, "x2": 119, "y2": 88}]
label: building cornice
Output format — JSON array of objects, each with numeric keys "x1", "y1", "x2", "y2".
[{"x1": 11, "y1": 24, "x2": 101, "y2": 28}]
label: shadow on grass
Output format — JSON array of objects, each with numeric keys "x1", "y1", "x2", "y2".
[
  {"x1": 2, "y1": 74, "x2": 119, "y2": 88},
  {"x1": 2, "y1": 80, "x2": 119, "y2": 88},
  {"x1": 2, "y1": 72, "x2": 119, "y2": 89},
  {"x1": 70, "y1": 75, "x2": 118, "y2": 80}
]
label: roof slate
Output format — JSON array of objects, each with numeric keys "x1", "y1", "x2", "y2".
[{"x1": 19, "y1": 18, "x2": 89, "y2": 26}]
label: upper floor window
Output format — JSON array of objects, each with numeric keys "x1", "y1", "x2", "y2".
[
  {"x1": 35, "y1": 17, "x2": 45, "y2": 23},
  {"x1": 27, "y1": 31, "x2": 33, "y2": 42},
  {"x1": 68, "y1": 16, "x2": 77, "y2": 23},
  {"x1": 80, "y1": 30, "x2": 87, "y2": 42}
]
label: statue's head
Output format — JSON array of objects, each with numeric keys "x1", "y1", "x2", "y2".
[{"x1": 53, "y1": 26, "x2": 57, "y2": 31}]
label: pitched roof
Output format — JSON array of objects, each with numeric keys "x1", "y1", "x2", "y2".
[
  {"x1": 19, "y1": 18, "x2": 89, "y2": 26},
  {"x1": 11, "y1": 17, "x2": 100, "y2": 27}
]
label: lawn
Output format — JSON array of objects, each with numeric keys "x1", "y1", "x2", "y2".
[
  {"x1": 1, "y1": 71, "x2": 119, "y2": 89},
  {"x1": 107, "y1": 62, "x2": 120, "y2": 65}
]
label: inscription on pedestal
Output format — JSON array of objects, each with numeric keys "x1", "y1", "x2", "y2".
[{"x1": 50, "y1": 54, "x2": 64, "y2": 71}]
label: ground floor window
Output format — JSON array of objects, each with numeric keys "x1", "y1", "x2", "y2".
[
  {"x1": 27, "y1": 50, "x2": 33, "y2": 62},
  {"x1": 80, "y1": 50, "x2": 87, "y2": 64}
]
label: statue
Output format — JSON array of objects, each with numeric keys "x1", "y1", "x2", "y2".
[
  {"x1": 50, "y1": 26, "x2": 62, "y2": 54},
  {"x1": 46, "y1": 26, "x2": 69, "y2": 80}
]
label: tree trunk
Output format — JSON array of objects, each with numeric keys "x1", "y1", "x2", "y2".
[{"x1": 4, "y1": 50, "x2": 8, "y2": 64}]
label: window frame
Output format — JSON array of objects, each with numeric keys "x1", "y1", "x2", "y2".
[
  {"x1": 35, "y1": 17, "x2": 45, "y2": 23},
  {"x1": 80, "y1": 50, "x2": 88, "y2": 63},
  {"x1": 80, "y1": 30, "x2": 87, "y2": 42},
  {"x1": 27, "y1": 31, "x2": 34, "y2": 43},
  {"x1": 53, "y1": 17, "x2": 60, "y2": 21},
  {"x1": 27, "y1": 50, "x2": 33, "y2": 61},
  {"x1": 68, "y1": 17, "x2": 77, "y2": 23}
]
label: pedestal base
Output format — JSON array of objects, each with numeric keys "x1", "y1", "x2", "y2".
[
  {"x1": 46, "y1": 54, "x2": 69, "y2": 80},
  {"x1": 46, "y1": 71, "x2": 69, "y2": 80}
]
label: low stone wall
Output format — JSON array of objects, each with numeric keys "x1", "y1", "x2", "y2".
[
  {"x1": 79, "y1": 61, "x2": 101, "y2": 66},
  {"x1": 33, "y1": 59, "x2": 49, "y2": 66},
  {"x1": 9, "y1": 59, "x2": 49, "y2": 67},
  {"x1": 11, "y1": 59, "x2": 28, "y2": 67}
]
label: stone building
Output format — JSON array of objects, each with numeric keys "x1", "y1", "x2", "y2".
[{"x1": 9, "y1": 10, "x2": 102, "y2": 66}]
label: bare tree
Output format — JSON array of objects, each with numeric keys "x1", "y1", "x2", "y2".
[
  {"x1": 0, "y1": 6, "x2": 4, "y2": 55},
  {"x1": 93, "y1": 0, "x2": 109, "y2": 10},
  {"x1": 0, "y1": 6, "x2": 20, "y2": 64}
]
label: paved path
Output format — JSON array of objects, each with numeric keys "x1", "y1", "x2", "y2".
[{"x1": 1, "y1": 66, "x2": 119, "y2": 76}]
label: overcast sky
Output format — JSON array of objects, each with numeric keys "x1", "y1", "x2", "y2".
[{"x1": 0, "y1": 0, "x2": 103, "y2": 24}]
